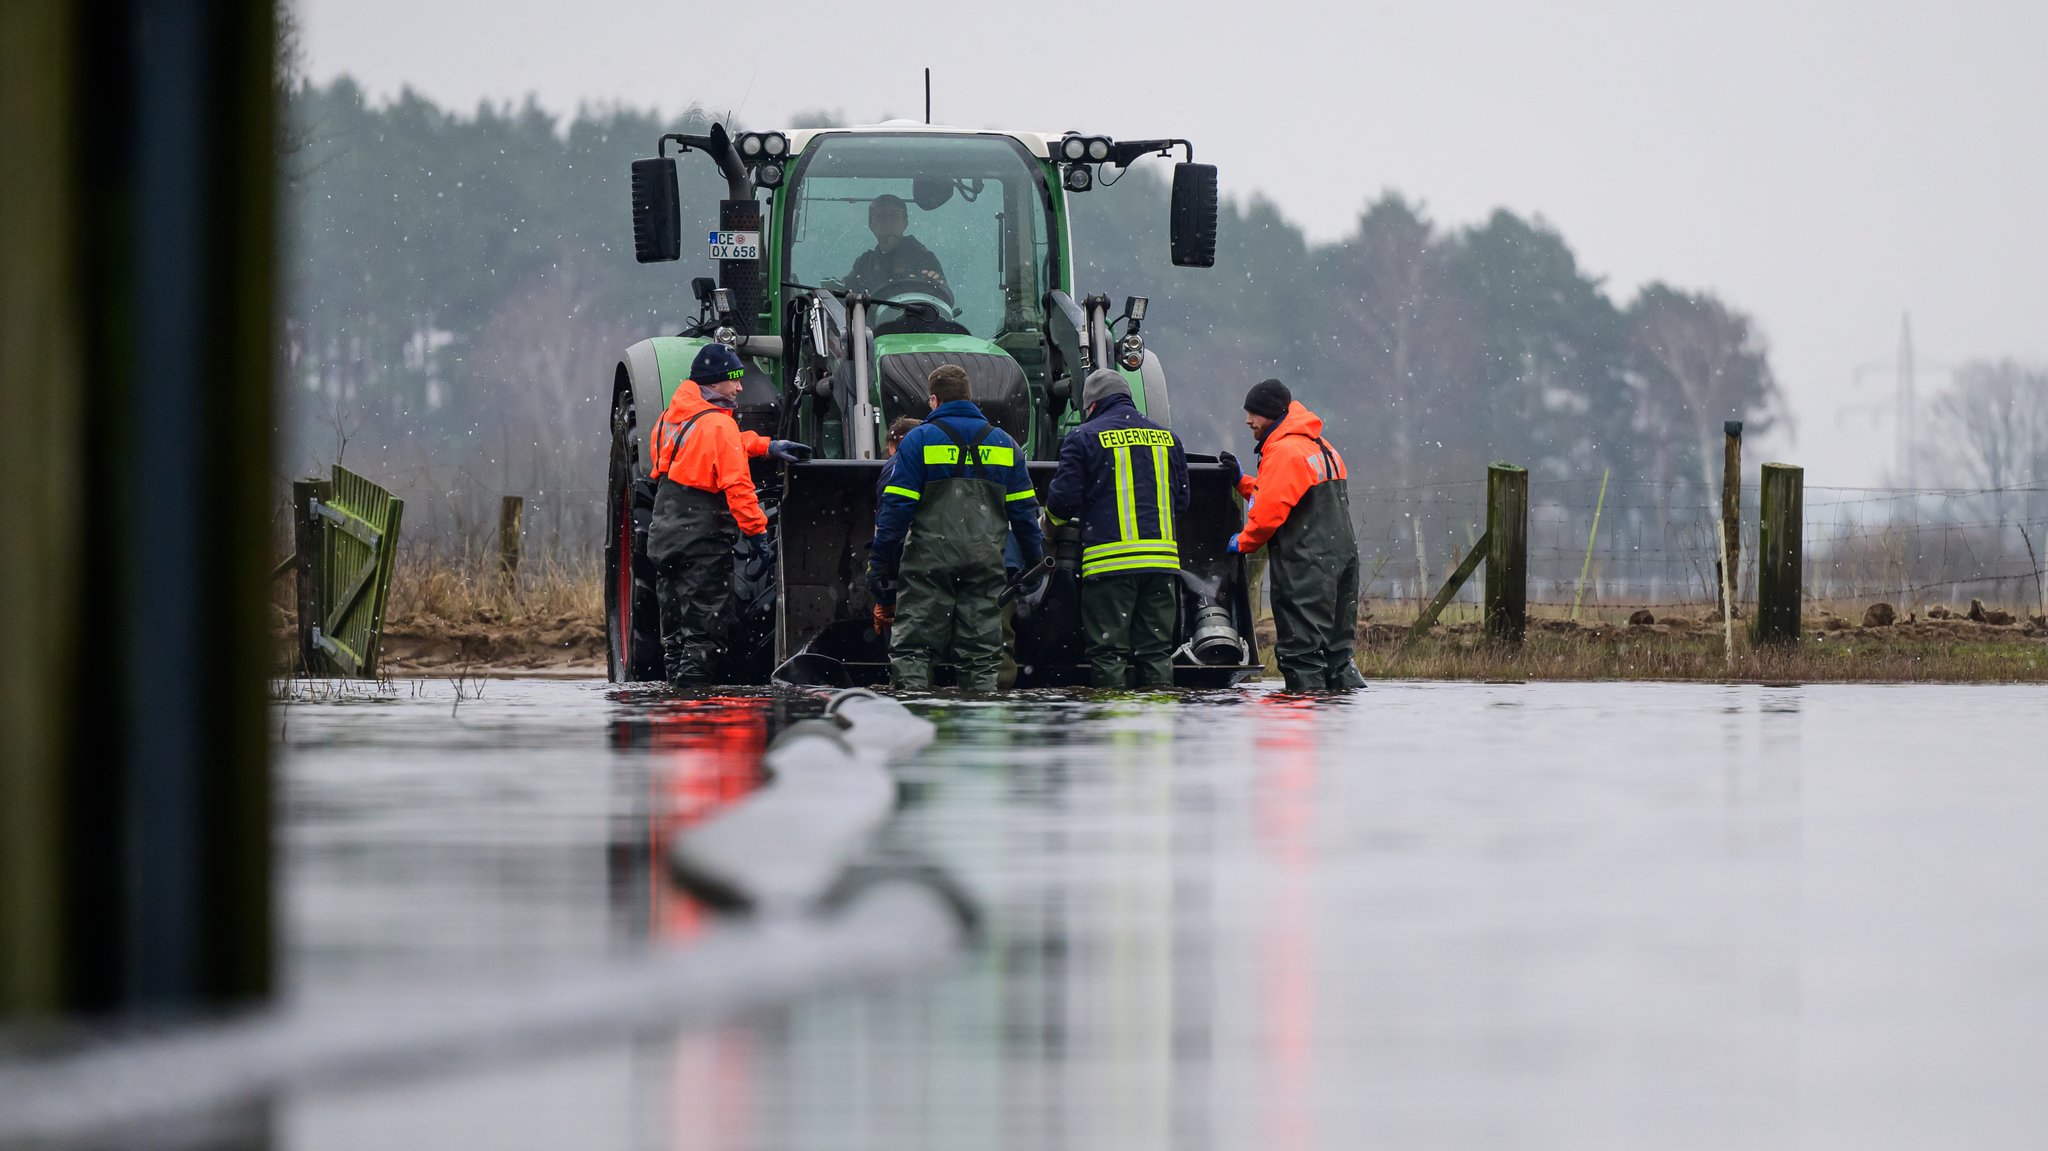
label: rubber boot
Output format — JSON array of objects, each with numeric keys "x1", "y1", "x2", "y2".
[
  {"x1": 670, "y1": 642, "x2": 720, "y2": 688},
  {"x1": 1280, "y1": 668, "x2": 1328, "y2": 693}
]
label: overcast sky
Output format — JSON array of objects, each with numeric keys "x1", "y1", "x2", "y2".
[{"x1": 299, "y1": 0, "x2": 2048, "y2": 485}]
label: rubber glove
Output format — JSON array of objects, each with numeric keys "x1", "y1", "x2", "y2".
[
  {"x1": 872, "y1": 603, "x2": 895, "y2": 631},
  {"x1": 1218, "y1": 450, "x2": 1242, "y2": 487},
  {"x1": 768, "y1": 439, "x2": 814, "y2": 464},
  {"x1": 1226, "y1": 533, "x2": 1243, "y2": 554}
]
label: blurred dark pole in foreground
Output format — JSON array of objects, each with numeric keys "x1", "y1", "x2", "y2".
[{"x1": 2, "y1": 0, "x2": 275, "y2": 1016}]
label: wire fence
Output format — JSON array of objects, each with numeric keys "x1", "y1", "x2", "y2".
[
  {"x1": 1352, "y1": 477, "x2": 2048, "y2": 617},
  {"x1": 273, "y1": 461, "x2": 609, "y2": 569},
  {"x1": 275, "y1": 463, "x2": 2048, "y2": 620}
]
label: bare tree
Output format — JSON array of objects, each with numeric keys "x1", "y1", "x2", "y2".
[
  {"x1": 471, "y1": 254, "x2": 637, "y2": 546},
  {"x1": 1626, "y1": 284, "x2": 1787, "y2": 500},
  {"x1": 1917, "y1": 360, "x2": 2048, "y2": 526}
]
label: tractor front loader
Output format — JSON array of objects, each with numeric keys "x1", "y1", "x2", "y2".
[{"x1": 605, "y1": 120, "x2": 1259, "y2": 687}]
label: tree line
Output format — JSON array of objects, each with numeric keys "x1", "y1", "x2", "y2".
[{"x1": 284, "y1": 79, "x2": 1794, "y2": 549}]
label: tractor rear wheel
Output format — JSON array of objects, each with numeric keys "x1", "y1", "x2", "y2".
[{"x1": 606, "y1": 388, "x2": 666, "y2": 682}]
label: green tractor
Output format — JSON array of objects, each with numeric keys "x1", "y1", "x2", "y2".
[{"x1": 606, "y1": 120, "x2": 1259, "y2": 687}]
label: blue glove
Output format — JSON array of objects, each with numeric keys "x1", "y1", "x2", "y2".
[
  {"x1": 1226, "y1": 533, "x2": 1242, "y2": 554},
  {"x1": 768, "y1": 439, "x2": 813, "y2": 464}
]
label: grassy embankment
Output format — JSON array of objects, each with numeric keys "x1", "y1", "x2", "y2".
[{"x1": 1305, "y1": 599, "x2": 2048, "y2": 684}]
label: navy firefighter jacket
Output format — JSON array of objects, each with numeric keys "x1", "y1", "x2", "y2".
[
  {"x1": 1046, "y1": 391, "x2": 1190, "y2": 578},
  {"x1": 870, "y1": 400, "x2": 1045, "y2": 573}
]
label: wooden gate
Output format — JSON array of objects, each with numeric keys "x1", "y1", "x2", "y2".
[{"x1": 293, "y1": 466, "x2": 404, "y2": 676}]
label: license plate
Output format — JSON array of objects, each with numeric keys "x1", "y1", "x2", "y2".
[{"x1": 708, "y1": 230, "x2": 760, "y2": 260}]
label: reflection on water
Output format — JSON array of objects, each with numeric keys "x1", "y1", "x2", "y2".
[
  {"x1": 605, "y1": 692, "x2": 778, "y2": 942},
  {"x1": 260, "y1": 680, "x2": 2048, "y2": 1150}
]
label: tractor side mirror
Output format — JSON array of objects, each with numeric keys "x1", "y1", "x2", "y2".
[
  {"x1": 631, "y1": 157, "x2": 682, "y2": 263},
  {"x1": 1169, "y1": 162, "x2": 1218, "y2": 268}
]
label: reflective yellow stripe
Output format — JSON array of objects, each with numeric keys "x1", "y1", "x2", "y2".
[
  {"x1": 883, "y1": 485, "x2": 921, "y2": 501},
  {"x1": 922, "y1": 443, "x2": 1014, "y2": 466},
  {"x1": 1082, "y1": 553, "x2": 1183, "y2": 577},
  {"x1": 1113, "y1": 445, "x2": 1138, "y2": 541},
  {"x1": 1083, "y1": 540, "x2": 1179, "y2": 560},
  {"x1": 1047, "y1": 511, "x2": 1071, "y2": 527},
  {"x1": 1005, "y1": 488, "x2": 1036, "y2": 502},
  {"x1": 1152, "y1": 444, "x2": 1174, "y2": 542}
]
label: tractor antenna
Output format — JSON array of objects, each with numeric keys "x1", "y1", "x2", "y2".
[{"x1": 924, "y1": 68, "x2": 931, "y2": 124}]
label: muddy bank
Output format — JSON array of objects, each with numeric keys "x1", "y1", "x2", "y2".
[
  {"x1": 374, "y1": 610, "x2": 605, "y2": 676},
  {"x1": 272, "y1": 605, "x2": 604, "y2": 677}
]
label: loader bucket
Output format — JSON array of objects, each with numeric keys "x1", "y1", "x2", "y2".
[
  {"x1": 776, "y1": 460, "x2": 893, "y2": 685},
  {"x1": 773, "y1": 457, "x2": 1261, "y2": 688}
]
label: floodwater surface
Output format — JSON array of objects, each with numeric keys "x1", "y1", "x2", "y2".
[{"x1": 163, "y1": 680, "x2": 2048, "y2": 1147}]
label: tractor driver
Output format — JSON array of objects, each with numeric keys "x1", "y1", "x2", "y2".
[{"x1": 844, "y1": 194, "x2": 949, "y2": 300}]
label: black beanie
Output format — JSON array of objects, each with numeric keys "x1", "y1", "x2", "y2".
[{"x1": 1243, "y1": 378, "x2": 1292, "y2": 420}]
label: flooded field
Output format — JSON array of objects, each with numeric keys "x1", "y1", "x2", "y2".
[{"x1": 25, "y1": 678, "x2": 2048, "y2": 1150}]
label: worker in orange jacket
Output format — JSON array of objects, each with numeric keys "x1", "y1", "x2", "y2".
[
  {"x1": 648, "y1": 343, "x2": 809, "y2": 686},
  {"x1": 1223, "y1": 378, "x2": 1365, "y2": 692}
]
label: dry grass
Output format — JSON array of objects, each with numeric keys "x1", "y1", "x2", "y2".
[
  {"x1": 276, "y1": 548, "x2": 606, "y2": 675},
  {"x1": 384, "y1": 548, "x2": 602, "y2": 624}
]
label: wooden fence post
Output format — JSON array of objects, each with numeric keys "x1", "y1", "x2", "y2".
[
  {"x1": 293, "y1": 478, "x2": 332, "y2": 676},
  {"x1": 1719, "y1": 420, "x2": 1742, "y2": 612},
  {"x1": 1755, "y1": 463, "x2": 1803, "y2": 645},
  {"x1": 1485, "y1": 463, "x2": 1528, "y2": 643},
  {"x1": 499, "y1": 495, "x2": 523, "y2": 583}
]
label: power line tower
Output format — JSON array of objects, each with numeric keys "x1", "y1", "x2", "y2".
[
  {"x1": 1841, "y1": 311, "x2": 1948, "y2": 491},
  {"x1": 1895, "y1": 313, "x2": 1916, "y2": 490}
]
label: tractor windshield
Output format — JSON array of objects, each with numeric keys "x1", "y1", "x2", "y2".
[{"x1": 784, "y1": 133, "x2": 1055, "y2": 343}]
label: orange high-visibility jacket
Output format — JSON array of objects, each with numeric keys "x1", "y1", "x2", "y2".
[
  {"x1": 648, "y1": 383, "x2": 769, "y2": 535},
  {"x1": 1233, "y1": 400, "x2": 1348, "y2": 553}
]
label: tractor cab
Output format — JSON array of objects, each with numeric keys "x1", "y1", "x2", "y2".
[{"x1": 779, "y1": 131, "x2": 1054, "y2": 458}]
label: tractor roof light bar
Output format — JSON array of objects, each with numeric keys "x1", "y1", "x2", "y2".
[
  {"x1": 1056, "y1": 134, "x2": 1195, "y2": 168},
  {"x1": 1058, "y1": 135, "x2": 1194, "y2": 194}
]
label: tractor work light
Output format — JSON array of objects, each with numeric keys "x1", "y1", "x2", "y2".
[
  {"x1": 1125, "y1": 296, "x2": 1148, "y2": 323},
  {"x1": 755, "y1": 161, "x2": 786, "y2": 189},
  {"x1": 1058, "y1": 134, "x2": 1113, "y2": 164},
  {"x1": 1062, "y1": 163, "x2": 1093, "y2": 193},
  {"x1": 736, "y1": 132, "x2": 790, "y2": 162},
  {"x1": 1117, "y1": 332, "x2": 1145, "y2": 371}
]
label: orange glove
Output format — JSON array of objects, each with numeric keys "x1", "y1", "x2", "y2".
[{"x1": 872, "y1": 604, "x2": 895, "y2": 632}]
